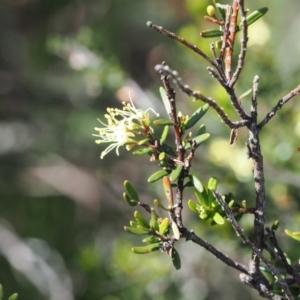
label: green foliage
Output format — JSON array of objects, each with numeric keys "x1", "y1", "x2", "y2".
[
  {"x1": 2, "y1": 0, "x2": 300, "y2": 299},
  {"x1": 0, "y1": 285, "x2": 18, "y2": 300}
]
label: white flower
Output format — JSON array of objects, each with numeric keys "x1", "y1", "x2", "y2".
[{"x1": 93, "y1": 99, "x2": 158, "y2": 159}]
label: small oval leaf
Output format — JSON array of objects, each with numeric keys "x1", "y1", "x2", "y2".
[
  {"x1": 189, "y1": 174, "x2": 204, "y2": 193},
  {"x1": 142, "y1": 236, "x2": 160, "y2": 244},
  {"x1": 213, "y1": 212, "x2": 225, "y2": 225},
  {"x1": 133, "y1": 148, "x2": 153, "y2": 155},
  {"x1": 185, "y1": 133, "x2": 210, "y2": 150},
  {"x1": 184, "y1": 104, "x2": 209, "y2": 130},
  {"x1": 285, "y1": 229, "x2": 300, "y2": 242},
  {"x1": 132, "y1": 242, "x2": 162, "y2": 254},
  {"x1": 124, "y1": 226, "x2": 150, "y2": 235},
  {"x1": 195, "y1": 189, "x2": 210, "y2": 208},
  {"x1": 153, "y1": 119, "x2": 174, "y2": 126},
  {"x1": 124, "y1": 180, "x2": 139, "y2": 202},
  {"x1": 162, "y1": 143, "x2": 176, "y2": 156},
  {"x1": 208, "y1": 177, "x2": 218, "y2": 191},
  {"x1": 8, "y1": 294, "x2": 18, "y2": 300},
  {"x1": 153, "y1": 199, "x2": 169, "y2": 211},
  {"x1": 123, "y1": 192, "x2": 138, "y2": 206},
  {"x1": 149, "y1": 208, "x2": 159, "y2": 231},
  {"x1": 134, "y1": 211, "x2": 150, "y2": 229},
  {"x1": 159, "y1": 218, "x2": 170, "y2": 235},
  {"x1": 159, "y1": 87, "x2": 171, "y2": 115},
  {"x1": 171, "y1": 248, "x2": 181, "y2": 270},
  {"x1": 200, "y1": 29, "x2": 223, "y2": 38},
  {"x1": 237, "y1": 7, "x2": 269, "y2": 31},
  {"x1": 188, "y1": 200, "x2": 198, "y2": 212},
  {"x1": 148, "y1": 170, "x2": 170, "y2": 183},
  {"x1": 160, "y1": 125, "x2": 169, "y2": 144},
  {"x1": 169, "y1": 165, "x2": 183, "y2": 182},
  {"x1": 196, "y1": 124, "x2": 206, "y2": 136}
]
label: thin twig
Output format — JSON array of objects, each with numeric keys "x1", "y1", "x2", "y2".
[
  {"x1": 223, "y1": 84, "x2": 251, "y2": 120},
  {"x1": 159, "y1": 71, "x2": 186, "y2": 230},
  {"x1": 146, "y1": 21, "x2": 217, "y2": 67},
  {"x1": 265, "y1": 227, "x2": 294, "y2": 275},
  {"x1": 240, "y1": 274, "x2": 286, "y2": 300},
  {"x1": 207, "y1": 67, "x2": 228, "y2": 89},
  {"x1": 214, "y1": 191, "x2": 294, "y2": 300},
  {"x1": 230, "y1": 0, "x2": 248, "y2": 87},
  {"x1": 155, "y1": 64, "x2": 249, "y2": 129},
  {"x1": 180, "y1": 227, "x2": 249, "y2": 275},
  {"x1": 258, "y1": 84, "x2": 300, "y2": 130}
]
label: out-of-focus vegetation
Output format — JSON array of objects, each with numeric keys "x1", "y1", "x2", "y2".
[{"x1": 1, "y1": 0, "x2": 300, "y2": 299}]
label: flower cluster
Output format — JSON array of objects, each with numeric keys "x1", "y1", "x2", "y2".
[{"x1": 93, "y1": 99, "x2": 158, "y2": 159}]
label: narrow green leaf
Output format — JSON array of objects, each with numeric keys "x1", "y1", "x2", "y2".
[
  {"x1": 132, "y1": 242, "x2": 162, "y2": 254},
  {"x1": 8, "y1": 294, "x2": 18, "y2": 300},
  {"x1": 162, "y1": 143, "x2": 176, "y2": 156},
  {"x1": 184, "y1": 133, "x2": 210, "y2": 150},
  {"x1": 237, "y1": 7, "x2": 269, "y2": 31},
  {"x1": 196, "y1": 124, "x2": 206, "y2": 136},
  {"x1": 188, "y1": 200, "x2": 198, "y2": 212},
  {"x1": 208, "y1": 177, "x2": 218, "y2": 191},
  {"x1": 133, "y1": 148, "x2": 153, "y2": 155},
  {"x1": 195, "y1": 189, "x2": 210, "y2": 208},
  {"x1": 159, "y1": 87, "x2": 171, "y2": 115},
  {"x1": 0, "y1": 284, "x2": 3, "y2": 300},
  {"x1": 159, "y1": 218, "x2": 170, "y2": 235},
  {"x1": 171, "y1": 248, "x2": 181, "y2": 270},
  {"x1": 200, "y1": 29, "x2": 223, "y2": 38},
  {"x1": 271, "y1": 220, "x2": 280, "y2": 232},
  {"x1": 134, "y1": 211, "x2": 150, "y2": 229},
  {"x1": 142, "y1": 236, "x2": 160, "y2": 244},
  {"x1": 207, "y1": 189, "x2": 216, "y2": 206},
  {"x1": 137, "y1": 138, "x2": 150, "y2": 145},
  {"x1": 239, "y1": 88, "x2": 252, "y2": 101},
  {"x1": 123, "y1": 192, "x2": 138, "y2": 206},
  {"x1": 124, "y1": 226, "x2": 150, "y2": 235},
  {"x1": 124, "y1": 180, "x2": 139, "y2": 202},
  {"x1": 160, "y1": 125, "x2": 169, "y2": 145},
  {"x1": 213, "y1": 1, "x2": 226, "y2": 20},
  {"x1": 148, "y1": 169, "x2": 169, "y2": 183},
  {"x1": 285, "y1": 229, "x2": 300, "y2": 242},
  {"x1": 189, "y1": 174, "x2": 204, "y2": 193},
  {"x1": 169, "y1": 165, "x2": 183, "y2": 182},
  {"x1": 228, "y1": 199, "x2": 235, "y2": 208},
  {"x1": 149, "y1": 208, "x2": 159, "y2": 231},
  {"x1": 129, "y1": 220, "x2": 138, "y2": 227},
  {"x1": 213, "y1": 212, "x2": 225, "y2": 225},
  {"x1": 184, "y1": 104, "x2": 209, "y2": 130},
  {"x1": 153, "y1": 199, "x2": 169, "y2": 211},
  {"x1": 158, "y1": 152, "x2": 166, "y2": 161},
  {"x1": 153, "y1": 119, "x2": 174, "y2": 126}
]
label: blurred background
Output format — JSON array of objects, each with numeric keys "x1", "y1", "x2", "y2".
[{"x1": 1, "y1": 0, "x2": 300, "y2": 299}]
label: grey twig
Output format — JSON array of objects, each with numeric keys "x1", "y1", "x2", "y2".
[
  {"x1": 258, "y1": 84, "x2": 300, "y2": 130},
  {"x1": 146, "y1": 21, "x2": 216, "y2": 67},
  {"x1": 213, "y1": 191, "x2": 294, "y2": 300},
  {"x1": 180, "y1": 227, "x2": 249, "y2": 275},
  {"x1": 265, "y1": 227, "x2": 294, "y2": 275},
  {"x1": 155, "y1": 64, "x2": 249, "y2": 129}
]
